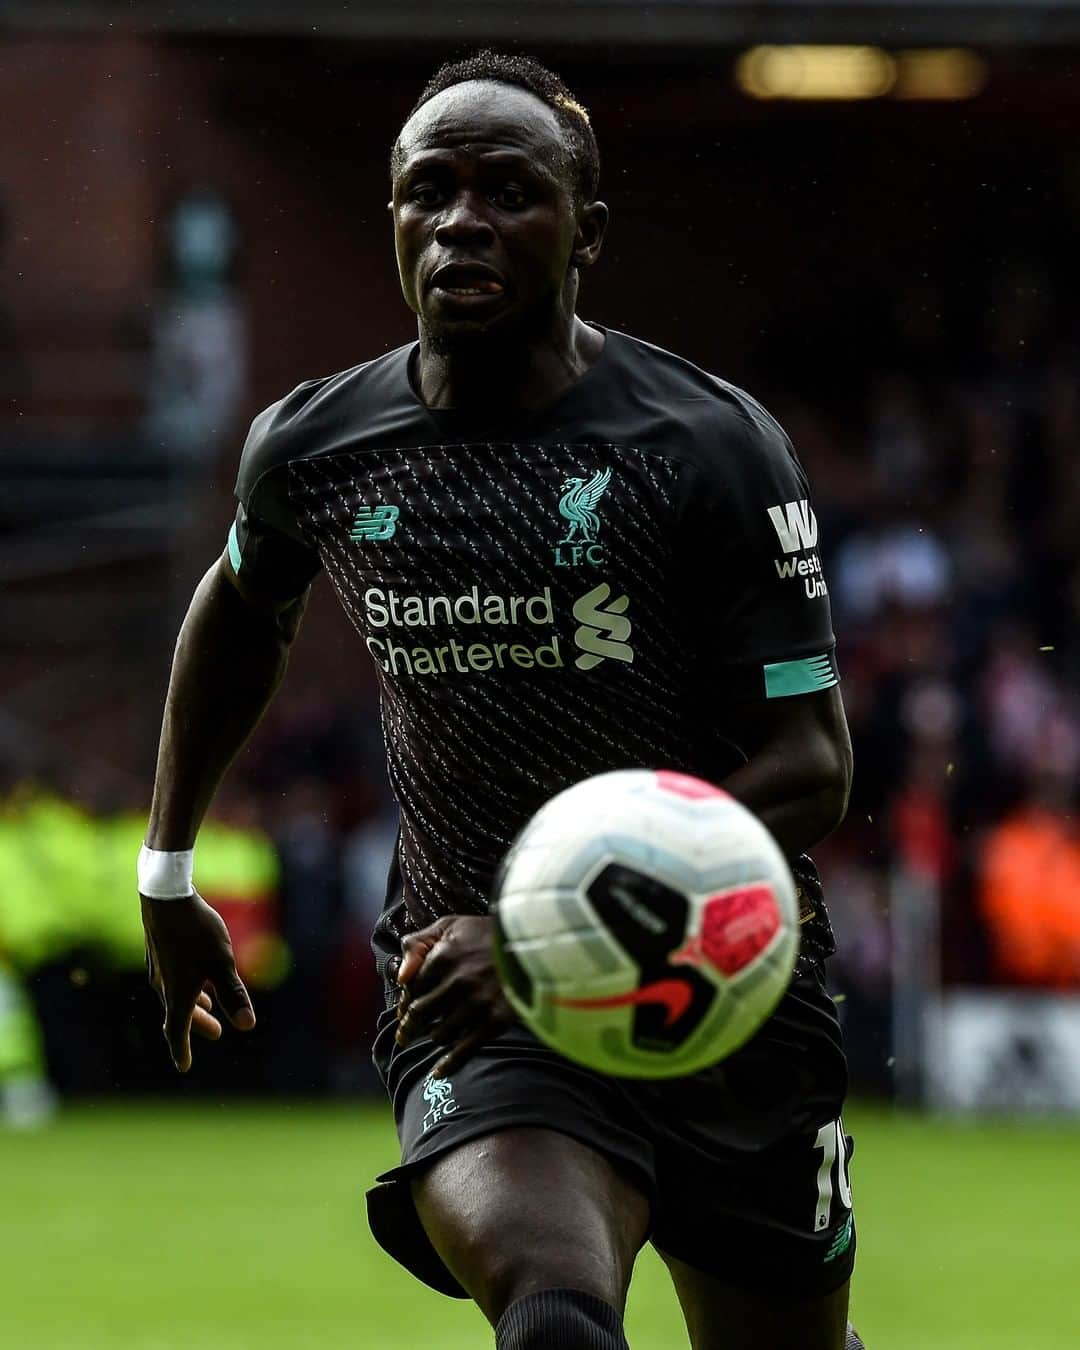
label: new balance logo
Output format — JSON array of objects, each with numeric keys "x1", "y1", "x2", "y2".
[
  {"x1": 767, "y1": 499, "x2": 818, "y2": 553},
  {"x1": 572, "y1": 582, "x2": 633, "y2": 671},
  {"x1": 351, "y1": 505, "x2": 400, "y2": 542}
]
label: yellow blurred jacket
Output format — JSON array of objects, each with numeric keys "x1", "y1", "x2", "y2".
[{"x1": 0, "y1": 789, "x2": 279, "y2": 977}]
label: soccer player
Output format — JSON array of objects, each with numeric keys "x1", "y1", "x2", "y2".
[{"x1": 140, "y1": 51, "x2": 861, "y2": 1350}]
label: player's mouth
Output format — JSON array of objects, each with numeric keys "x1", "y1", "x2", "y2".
[{"x1": 428, "y1": 262, "x2": 507, "y2": 307}]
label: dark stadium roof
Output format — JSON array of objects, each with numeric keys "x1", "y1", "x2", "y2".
[{"x1": 7, "y1": 1, "x2": 1080, "y2": 48}]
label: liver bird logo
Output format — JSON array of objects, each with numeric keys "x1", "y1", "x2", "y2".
[
  {"x1": 422, "y1": 1073, "x2": 454, "y2": 1107},
  {"x1": 558, "y1": 467, "x2": 612, "y2": 545}
]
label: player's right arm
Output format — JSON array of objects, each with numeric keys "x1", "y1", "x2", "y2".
[
  {"x1": 142, "y1": 396, "x2": 322, "y2": 1072},
  {"x1": 141, "y1": 554, "x2": 310, "y2": 1072}
]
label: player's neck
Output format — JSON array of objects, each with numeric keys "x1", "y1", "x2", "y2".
[{"x1": 415, "y1": 315, "x2": 604, "y2": 415}]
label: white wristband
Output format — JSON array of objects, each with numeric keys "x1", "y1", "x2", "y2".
[{"x1": 137, "y1": 845, "x2": 194, "y2": 900}]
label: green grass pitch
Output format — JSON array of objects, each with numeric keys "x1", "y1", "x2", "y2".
[{"x1": 3, "y1": 1101, "x2": 1079, "y2": 1349}]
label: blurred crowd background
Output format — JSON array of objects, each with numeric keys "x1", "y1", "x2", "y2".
[{"x1": 2, "y1": 8, "x2": 1078, "y2": 1121}]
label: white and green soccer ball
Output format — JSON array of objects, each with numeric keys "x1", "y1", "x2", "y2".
[{"x1": 492, "y1": 769, "x2": 800, "y2": 1079}]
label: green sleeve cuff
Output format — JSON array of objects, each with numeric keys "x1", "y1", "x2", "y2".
[
  {"x1": 763, "y1": 652, "x2": 839, "y2": 699},
  {"x1": 227, "y1": 522, "x2": 243, "y2": 573}
]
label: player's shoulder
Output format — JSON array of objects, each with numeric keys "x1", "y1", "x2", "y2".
[
  {"x1": 237, "y1": 342, "x2": 414, "y2": 502},
  {"x1": 604, "y1": 327, "x2": 795, "y2": 470}
]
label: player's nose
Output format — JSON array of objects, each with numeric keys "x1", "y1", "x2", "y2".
[{"x1": 434, "y1": 194, "x2": 496, "y2": 247}]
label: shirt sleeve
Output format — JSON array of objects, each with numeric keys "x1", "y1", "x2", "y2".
[
  {"x1": 687, "y1": 403, "x2": 838, "y2": 702},
  {"x1": 226, "y1": 402, "x2": 322, "y2": 599}
]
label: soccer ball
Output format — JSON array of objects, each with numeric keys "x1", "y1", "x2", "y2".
[{"x1": 492, "y1": 769, "x2": 799, "y2": 1079}]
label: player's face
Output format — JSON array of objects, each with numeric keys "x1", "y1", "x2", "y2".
[{"x1": 391, "y1": 82, "x2": 599, "y2": 349}]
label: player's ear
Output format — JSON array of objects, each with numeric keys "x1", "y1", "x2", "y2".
[{"x1": 572, "y1": 200, "x2": 608, "y2": 271}]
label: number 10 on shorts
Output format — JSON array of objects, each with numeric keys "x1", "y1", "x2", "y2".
[{"x1": 813, "y1": 1119, "x2": 853, "y2": 1231}]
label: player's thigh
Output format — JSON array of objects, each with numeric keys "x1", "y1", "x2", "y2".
[
  {"x1": 663, "y1": 1253, "x2": 850, "y2": 1350},
  {"x1": 411, "y1": 1125, "x2": 651, "y2": 1325}
]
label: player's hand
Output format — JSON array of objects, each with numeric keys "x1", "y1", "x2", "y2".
[
  {"x1": 141, "y1": 891, "x2": 256, "y2": 1073},
  {"x1": 394, "y1": 915, "x2": 513, "y2": 1077}
]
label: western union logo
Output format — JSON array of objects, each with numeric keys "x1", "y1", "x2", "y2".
[
  {"x1": 767, "y1": 499, "x2": 818, "y2": 553},
  {"x1": 351, "y1": 505, "x2": 400, "y2": 542}
]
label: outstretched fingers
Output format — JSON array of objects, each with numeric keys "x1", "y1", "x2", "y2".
[
  {"x1": 142, "y1": 891, "x2": 257, "y2": 1073},
  {"x1": 191, "y1": 988, "x2": 222, "y2": 1042},
  {"x1": 163, "y1": 969, "x2": 254, "y2": 1069},
  {"x1": 209, "y1": 959, "x2": 256, "y2": 1031},
  {"x1": 163, "y1": 981, "x2": 202, "y2": 1073}
]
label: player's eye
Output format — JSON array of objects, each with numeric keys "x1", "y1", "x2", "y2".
[
  {"x1": 408, "y1": 183, "x2": 442, "y2": 207},
  {"x1": 495, "y1": 183, "x2": 529, "y2": 209}
]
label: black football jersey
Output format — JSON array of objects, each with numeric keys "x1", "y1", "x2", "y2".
[{"x1": 228, "y1": 326, "x2": 840, "y2": 976}]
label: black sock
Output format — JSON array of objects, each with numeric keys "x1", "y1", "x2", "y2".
[
  {"x1": 846, "y1": 1325, "x2": 866, "y2": 1350},
  {"x1": 495, "y1": 1288, "x2": 628, "y2": 1350}
]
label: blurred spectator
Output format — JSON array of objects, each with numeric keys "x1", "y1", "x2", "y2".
[
  {"x1": 145, "y1": 189, "x2": 248, "y2": 458},
  {"x1": 978, "y1": 741, "x2": 1080, "y2": 988},
  {"x1": 834, "y1": 521, "x2": 950, "y2": 627},
  {"x1": 866, "y1": 372, "x2": 934, "y2": 504},
  {"x1": 890, "y1": 678, "x2": 960, "y2": 888},
  {"x1": 980, "y1": 625, "x2": 1068, "y2": 778},
  {"x1": 267, "y1": 776, "x2": 344, "y2": 1094},
  {"x1": 0, "y1": 958, "x2": 56, "y2": 1129}
]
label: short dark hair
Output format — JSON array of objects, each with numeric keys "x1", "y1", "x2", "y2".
[{"x1": 393, "y1": 49, "x2": 600, "y2": 205}]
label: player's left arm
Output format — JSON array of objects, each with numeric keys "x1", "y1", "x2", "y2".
[
  {"x1": 699, "y1": 399, "x2": 851, "y2": 856},
  {"x1": 718, "y1": 685, "x2": 852, "y2": 859}
]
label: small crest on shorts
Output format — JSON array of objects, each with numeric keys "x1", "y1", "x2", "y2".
[{"x1": 420, "y1": 1071, "x2": 459, "y2": 1133}]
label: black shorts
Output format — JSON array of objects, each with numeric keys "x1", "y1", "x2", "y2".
[{"x1": 366, "y1": 966, "x2": 855, "y2": 1301}]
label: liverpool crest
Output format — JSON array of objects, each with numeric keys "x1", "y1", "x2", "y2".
[
  {"x1": 420, "y1": 1071, "x2": 459, "y2": 1132},
  {"x1": 555, "y1": 467, "x2": 611, "y2": 567}
]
